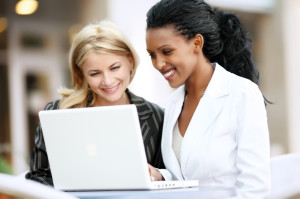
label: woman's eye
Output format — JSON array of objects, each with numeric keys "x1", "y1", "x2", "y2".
[
  {"x1": 148, "y1": 52, "x2": 156, "y2": 58},
  {"x1": 111, "y1": 66, "x2": 120, "y2": 71},
  {"x1": 163, "y1": 50, "x2": 172, "y2": 55},
  {"x1": 90, "y1": 72, "x2": 99, "y2": 76}
]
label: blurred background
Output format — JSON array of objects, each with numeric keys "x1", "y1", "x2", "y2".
[{"x1": 0, "y1": 0, "x2": 299, "y2": 175}]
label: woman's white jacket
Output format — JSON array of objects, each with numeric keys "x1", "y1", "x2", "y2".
[{"x1": 159, "y1": 64, "x2": 270, "y2": 199}]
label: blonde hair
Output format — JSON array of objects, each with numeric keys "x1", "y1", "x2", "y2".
[{"x1": 59, "y1": 20, "x2": 139, "y2": 109}]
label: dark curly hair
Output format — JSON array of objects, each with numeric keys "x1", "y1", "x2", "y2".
[{"x1": 146, "y1": 0, "x2": 259, "y2": 85}]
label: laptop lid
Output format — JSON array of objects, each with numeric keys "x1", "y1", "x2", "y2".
[{"x1": 39, "y1": 104, "x2": 153, "y2": 190}]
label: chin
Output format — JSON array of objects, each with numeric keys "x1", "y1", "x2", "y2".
[{"x1": 169, "y1": 81, "x2": 184, "y2": 89}]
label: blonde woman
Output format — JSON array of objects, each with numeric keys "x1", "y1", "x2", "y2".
[{"x1": 26, "y1": 21, "x2": 164, "y2": 185}]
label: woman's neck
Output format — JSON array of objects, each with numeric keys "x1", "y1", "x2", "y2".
[
  {"x1": 185, "y1": 61, "x2": 214, "y2": 98},
  {"x1": 94, "y1": 92, "x2": 130, "y2": 107}
]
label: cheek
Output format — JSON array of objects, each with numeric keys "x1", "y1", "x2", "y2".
[
  {"x1": 119, "y1": 67, "x2": 131, "y2": 82},
  {"x1": 124, "y1": 71, "x2": 131, "y2": 84},
  {"x1": 178, "y1": 52, "x2": 197, "y2": 70},
  {"x1": 86, "y1": 77, "x2": 100, "y2": 90},
  {"x1": 170, "y1": 56, "x2": 186, "y2": 70}
]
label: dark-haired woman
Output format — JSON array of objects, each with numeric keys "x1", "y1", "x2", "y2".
[{"x1": 146, "y1": 0, "x2": 270, "y2": 198}]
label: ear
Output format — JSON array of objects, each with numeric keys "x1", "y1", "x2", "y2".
[{"x1": 193, "y1": 34, "x2": 204, "y2": 53}]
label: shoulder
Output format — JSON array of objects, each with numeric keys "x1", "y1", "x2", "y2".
[
  {"x1": 43, "y1": 100, "x2": 61, "y2": 110},
  {"x1": 212, "y1": 64, "x2": 264, "y2": 106},
  {"x1": 216, "y1": 64, "x2": 262, "y2": 97},
  {"x1": 224, "y1": 70, "x2": 264, "y2": 107},
  {"x1": 232, "y1": 74, "x2": 262, "y2": 98}
]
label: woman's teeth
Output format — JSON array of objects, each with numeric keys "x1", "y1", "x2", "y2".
[{"x1": 163, "y1": 70, "x2": 175, "y2": 78}]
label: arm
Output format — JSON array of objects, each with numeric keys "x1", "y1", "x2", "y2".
[
  {"x1": 147, "y1": 166, "x2": 175, "y2": 181},
  {"x1": 148, "y1": 164, "x2": 164, "y2": 181},
  {"x1": 25, "y1": 100, "x2": 60, "y2": 186},
  {"x1": 235, "y1": 83, "x2": 271, "y2": 198},
  {"x1": 148, "y1": 164, "x2": 176, "y2": 181}
]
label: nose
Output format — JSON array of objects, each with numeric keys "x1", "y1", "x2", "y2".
[
  {"x1": 102, "y1": 72, "x2": 114, "y2": 86},
  {"x1": 153, "y1": 56, "x2": 166, "y2": 70}
]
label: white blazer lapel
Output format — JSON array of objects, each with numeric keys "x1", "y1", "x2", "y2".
[
  {"x1": 180, "y1": 64, "x2": 231, "y2": 172},
  {"x1": 162, "y1": 86, "x2": 185, "y2": 180}
]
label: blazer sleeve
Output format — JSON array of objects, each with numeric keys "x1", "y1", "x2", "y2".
[
  {"x1": 158, "y1": 169, "x2": 174, "y2": 181},
  {"x1": 235, "y1": 83, "x2": 271, "y2": 198},
  {"x1": 25, "y1": 100, "x2": 60, "y2": 186}
]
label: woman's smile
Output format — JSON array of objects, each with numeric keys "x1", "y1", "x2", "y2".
[
  {"x1": 162, "y1": 68, "x2": 176, "y2": 80},
  {"x1": 101, "y1": 83, "x2": 120, "y2": 94}
]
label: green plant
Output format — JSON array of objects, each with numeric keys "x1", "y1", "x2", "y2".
[{"x1": 0, "y1": 156, "x2": 12, "y2": 174}]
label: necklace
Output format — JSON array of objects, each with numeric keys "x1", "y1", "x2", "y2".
[{"x1": 185, "y1": 92, "x2": 205, "y2": 101}]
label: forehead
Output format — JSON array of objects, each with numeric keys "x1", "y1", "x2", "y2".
[
  {"x1": 83, "y1": 52, "x2": 128, "y2": 67},
  {"x1": 146, "y1": 26, "x2": 188, "y2": 49}
]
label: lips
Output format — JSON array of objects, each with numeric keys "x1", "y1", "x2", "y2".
[
  {"x1": 162, "y1": 68, "x2": 175, "y2": 80},
  {"x1": 102, "y1": 83, "x2": 120, "y2": 94}
]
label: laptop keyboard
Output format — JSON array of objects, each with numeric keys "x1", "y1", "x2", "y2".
[{"x1": 151, "y1": 180, "x2": 199, "y2": 189}]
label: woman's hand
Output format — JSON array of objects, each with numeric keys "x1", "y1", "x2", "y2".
[{"x1": 148, "y1": 164, "x2": 164, "y2": 181}]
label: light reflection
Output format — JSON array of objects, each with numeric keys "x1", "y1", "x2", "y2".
[{"x1": 15, "y1": 0, "x2": 39, "y2": 15}]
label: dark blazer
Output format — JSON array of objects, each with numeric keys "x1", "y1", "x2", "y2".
[{"x1": 25, "y1": 89, "x2": 164, "y2": 185}]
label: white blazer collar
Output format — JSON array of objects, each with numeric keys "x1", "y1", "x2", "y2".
[{"x1": 202, "y1": 63, "x2": 231, "y2": 98}]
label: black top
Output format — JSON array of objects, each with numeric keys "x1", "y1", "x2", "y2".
[{"x1": 25, "y1": 89, "x2": 165, "y2": 186}]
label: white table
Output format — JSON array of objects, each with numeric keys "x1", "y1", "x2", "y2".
[{"x1": 69, "y1": 186, "x2": 235, "y2": 199}]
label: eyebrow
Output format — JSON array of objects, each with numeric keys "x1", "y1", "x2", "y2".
[
  {"x1": 147, "y1": 45, "x2": 171, "y2": 52},
  {"x1": 87, "y1": 62, "x2": 120, "y2": 73},
  {"x1": 158, "y1": 45, "x2": 171, "y2": 50},
  {"x1": 109, "y1": 62, "x2": 119, "y2": 68}
]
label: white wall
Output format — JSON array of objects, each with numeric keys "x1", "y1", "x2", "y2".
[
  {"x1": 207, "y1": 0, "x2": 274, "y2": 13},
  {"x1": 282, "y1": 0, "x2": 300, "y2": 153}
]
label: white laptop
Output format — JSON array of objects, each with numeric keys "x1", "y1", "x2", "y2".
[{"x1": 39, "y1": 104, "x2": 198, "y2": 191}]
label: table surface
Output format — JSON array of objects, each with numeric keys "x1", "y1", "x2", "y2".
[
  {"x1": 0, "y1": 173, "x2": 235, "y2": 199},
  {"x1": 69, "y1": 186, "x2": 236, "y2": 199}
]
